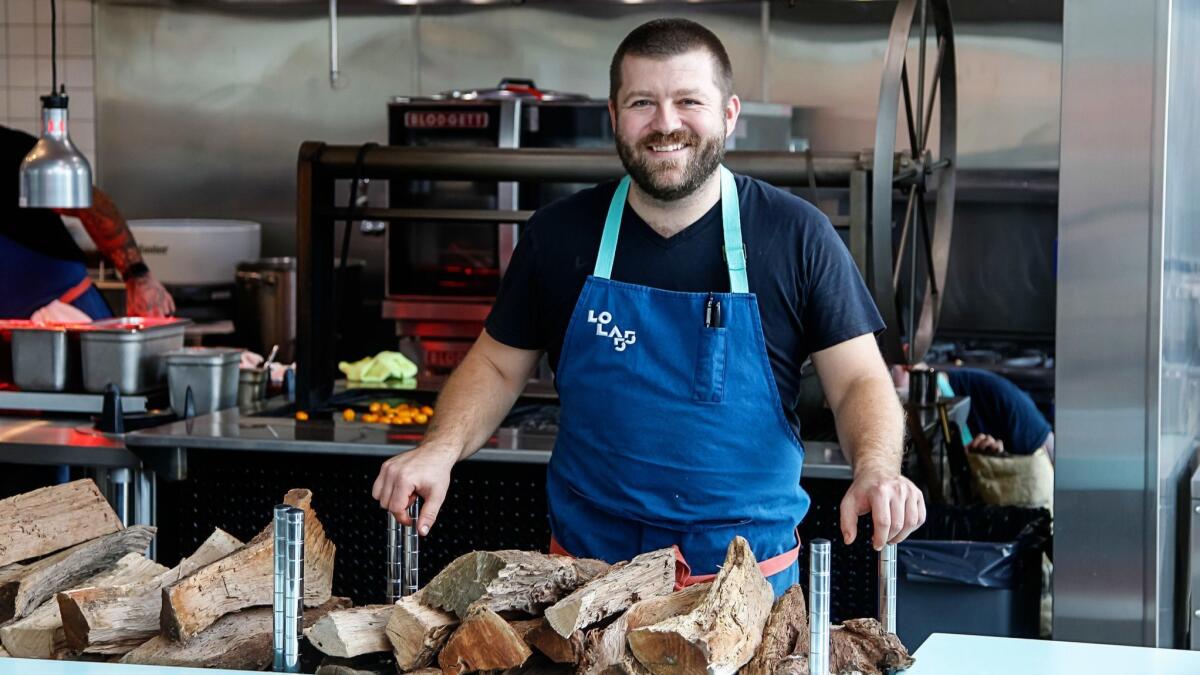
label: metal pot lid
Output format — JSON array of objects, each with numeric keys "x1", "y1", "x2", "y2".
[{"x1": 401, "y1": 79, "x2": 592, "y2": 103}]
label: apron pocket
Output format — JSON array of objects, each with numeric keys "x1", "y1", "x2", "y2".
[{"x1": 692, "y1": 327, "x2": 728, "y2": 403}]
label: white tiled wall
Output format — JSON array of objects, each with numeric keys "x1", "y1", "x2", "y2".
[{"x1": 0, "y1": 0, "x2": 97, "y2": 167}]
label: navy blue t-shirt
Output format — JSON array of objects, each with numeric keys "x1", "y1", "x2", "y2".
[
  {"x1": 485, "y1": 173, "x2": 884, "y2": 435},
  {"x1": 946, "y1": 368, "x2": 1052, "y2": 454}
]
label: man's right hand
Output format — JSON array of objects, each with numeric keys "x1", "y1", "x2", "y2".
[{"x1": 371, "y1": 444, "x2": 458, "y2": 535}]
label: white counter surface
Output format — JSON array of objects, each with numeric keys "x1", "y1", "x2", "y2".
[{"x1": 903, "y1": 633, "x2": 1200, "y2": 675}]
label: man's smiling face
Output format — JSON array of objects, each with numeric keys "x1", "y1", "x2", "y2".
[{"x1": 610, "y1": 50, "x2": 738, "y2": 202}]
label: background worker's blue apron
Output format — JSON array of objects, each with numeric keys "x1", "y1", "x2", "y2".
[
  {"x1": 0, "y1": 232, "x2": 112, "y2": 319},
  {"x1": 546, "y1": 167, "x2": 810, "y2": 596}
]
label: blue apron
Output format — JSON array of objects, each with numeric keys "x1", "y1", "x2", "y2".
[
  {"x1": 0, "y1": 232, "x2": 112, "y2": 319},
  {"x1": 546, "y1": 166, "x2": 809, "y2": 596}
]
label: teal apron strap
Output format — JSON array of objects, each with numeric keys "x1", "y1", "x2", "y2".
[
  {"x1": 593, "y1": 176, "x2": 631, "y2": 279},
  {"x1": 595, "y1": 168, "x2": 747, "y2": 292},
  {"x1": 719, "y1": 166, "x2": 748, "y2": 293}
]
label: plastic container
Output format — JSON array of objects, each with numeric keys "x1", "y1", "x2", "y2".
[
  {"x1": 166, "y1": 347, "x2": 243, "y2": 416},
  {"x1": 895, "y1": 504, "x2": 1051, "y2": 650},
  {"x1": 81, "y1": 317, "x2": 190, "y2": 394}
]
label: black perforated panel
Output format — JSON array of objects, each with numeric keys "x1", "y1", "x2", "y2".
[
  {"x1": 156, "y1": 451, "x2": 552, "y2": 606},
  {"x1": 155, "y1": 451, "x2": 879, "y2": 619},
  {"x1": 798, "y1": 478, "x2": 879, "y2": 623}
]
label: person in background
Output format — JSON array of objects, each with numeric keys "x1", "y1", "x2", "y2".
[
  {"x1": 943, "y1": 367, "x2": 1054, "y2": 463},
  {"x1": 1, "y1": 124, "x2": 174, "y2": 321}
]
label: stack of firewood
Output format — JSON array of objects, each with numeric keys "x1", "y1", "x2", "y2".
[
  {"x1": 0, "y1": 479, "x2": 913, "y2": 674},
  {"x1": 0, "y1": 479, "x2": 340, "y2": 670},
  {"x1": 305, "y1": 538, "x2": 914, "y2": 675}
]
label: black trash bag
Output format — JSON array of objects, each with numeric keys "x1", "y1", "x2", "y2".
[{"x1": 900, "y1": 504, "x2": 1051, "y2": 589}]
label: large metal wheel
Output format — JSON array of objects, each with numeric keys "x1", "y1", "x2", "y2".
[{"x1": 870, "y1": 0, "x2": 957, "y2": 365}]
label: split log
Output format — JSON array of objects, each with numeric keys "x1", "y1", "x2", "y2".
[
  {"x1": 0, "y1": 525, "x2": 155, "y2": 622},
  {"x1": 0, "y1": 552, "x2": 165, "y2": 659},
  {"x1": 306, "y1": 604, "x2": 394, "y2": 658},
  {"x1": 828, "y1": 618, "x2": 914, "y2": 675},
  {"x1": 58, "y1": 528, "x2": 243, "y2": 654},
  {"x1": 0, "y1": 479, "x2": 123, "y2": 568},
  {"x1": 386, "y1": 593, "x2": 459, "y2": 671},
  {"x1": 544, "y1": 547, "x2": 675, "y2": 639},
  {"x1": 524, "y1": 617, "x2": 584, "y2": 665},
  {"x1": 627, "y1": 537, "x2": 773, "y2": 675},
  {"x1": 504, "y1": 652, "x2": 575, "y2": 675},
  {"x1": 422, "y1": 551, "x2": 609, "y2": 619},
  {"x1": 438, "y1": 605, "x2": 533, "y2": 675},
  {"x1": 316, "y1": 665, "x2": 387, "y2": 675},
  {"x1": 315, "y1": 660, "x2": 397, "y2": 675},
  {"x1": 160, "y1": 488, "x2": 335, "y2": 641},
  {"x1": 744, "y1": 584, "x2": 808, "y2": 675},
  {"x1": 579, "y1": 582, "x2": 711, "y2": 675},
  {"x1": 508, "y1": 617, "x2": 544, "y2": 642},
  {"x1": 120, "y1": 596, "x2": 351, "y2": 670},
  {"x1": 0, "y1": 564, "x2": 26, "y2": 625}
]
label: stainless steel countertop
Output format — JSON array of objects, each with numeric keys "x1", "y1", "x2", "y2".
[
  {"x1": 125, "y1": 406, "x2": 857, "y2": 479},
  {"x1": 0, "y1": 415, "x2": 140, "y2": 467},
  {"x1": 0, "y1": 383, "x2": 965, "y2": 483}
]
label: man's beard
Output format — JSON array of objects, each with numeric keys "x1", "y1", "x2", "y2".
[{"x1": 616, "y1": 127, "x2": 725, "y2": 202}]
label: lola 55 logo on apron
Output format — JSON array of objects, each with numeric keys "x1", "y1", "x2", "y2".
[
  {"x1": 586, "y1": 309, "x2": 637, "y2": 351},
  {"x1": 546, "y1": 166, "x2": 809, "y2": 598}
]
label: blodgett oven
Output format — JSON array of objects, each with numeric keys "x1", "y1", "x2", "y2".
[{"x1": 384, "y1": 80, "x2": 614, "y2": 373}]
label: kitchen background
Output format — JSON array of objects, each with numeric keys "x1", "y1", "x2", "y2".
[{"x1": 0, "y1": 0, "x2": 1057, "y2": 342}]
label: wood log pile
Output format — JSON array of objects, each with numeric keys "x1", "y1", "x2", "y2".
[
  {"x1": 0, "y1": 480, "x2": 914, "y2": 674},
  {"x1": 0, "y1": 480, "x2": 339, "y2": 670},
  {"x1": 309, "y1": 537, "x2": 914, "y2": 675}
]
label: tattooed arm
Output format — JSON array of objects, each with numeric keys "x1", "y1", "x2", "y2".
[{"x1": 57, "y1": 188, "x2": 176, "y2": 317}]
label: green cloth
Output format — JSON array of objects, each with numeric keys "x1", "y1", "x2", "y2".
[{"x1": 338, "y1": 351, "x2": 418, "y2": 383}]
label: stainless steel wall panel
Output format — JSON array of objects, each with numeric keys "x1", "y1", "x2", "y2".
[
  {"x1": 414, "y1": 4, "x2": 765, "y2": 105},
  {"x1": 1159, "y1": 0, "x2": 1200, "y2": 650},
  {"x1": 94, "y1": 1, "x2": 1064, "y2": 264},
  {"x1": 1056, "y1": 0, "x2": 1200, "y2": 648},
  {"x1": 766, "y1": 4, "x2": 1061, "y2": 169},
  {"x1": 1055, "y1": 0, "x2": 1157, "y2": 646},
  {"x1": 95, "y1": 3, "x2": 418, "y2": 285}
]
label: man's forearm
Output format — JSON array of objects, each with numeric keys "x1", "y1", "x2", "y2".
[
  {"x1": 421, "y1": 348, "x2": 532, "y2": 462},
  {"x1": 67, "y1": 189, "x2": 143, "y2": 275},
  {"x1": 832, "y1": 375, "x2": 905, "y2": 477}
]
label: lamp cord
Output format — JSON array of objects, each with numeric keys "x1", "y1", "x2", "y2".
[{"x1": 51, "y1": 0, "x2": 58, "y2": 94}]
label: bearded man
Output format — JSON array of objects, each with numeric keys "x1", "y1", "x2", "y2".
[{"x1": 372, "y1": 18, "x2": 924, "y2": 595}]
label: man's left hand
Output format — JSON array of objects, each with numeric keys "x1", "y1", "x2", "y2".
[
  {"x1": 839, "y1": 469, "x2": 926, "y2": 550},
  {"x1": 125, "y1": 274, "x2": 176, "y2": 317}
]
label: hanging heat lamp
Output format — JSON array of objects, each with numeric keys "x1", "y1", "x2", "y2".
[{"x1": 19, "y1": 0, "x2": 92, "y2": 209}]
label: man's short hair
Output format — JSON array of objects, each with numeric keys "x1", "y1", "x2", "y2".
[{"x1": 609, "y1": 18, "x2": 734, "y2": 103}]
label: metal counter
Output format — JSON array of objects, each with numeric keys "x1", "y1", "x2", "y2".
[
  {"x1": 124, "y1": 406, "x2": 856, "y2": 480},
  {"x1": 0, "y1": 416, "x2": 139, "y2": 468}
]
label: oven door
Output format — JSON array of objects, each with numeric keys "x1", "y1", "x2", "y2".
[{"x1": 387, "y1": 182, "x2": 503, "y2": 298}]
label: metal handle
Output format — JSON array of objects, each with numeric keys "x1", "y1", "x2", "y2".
[
  {"x1": 273, "y1": 505, "x2": 305, "y2": 673},
  {"x1": 386, "y1": 512, "x2": 403, "y2": 603},
  {"x1": 879, "y1": 543, "x2": 897, "y2": 634},
  {"x1": 386, "y1": 498, "x2": 422, "y2": 603},
  {"x1": 809, "y1": 539, "x2": 831, "y2": 675}
]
